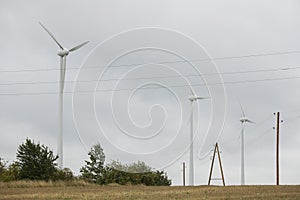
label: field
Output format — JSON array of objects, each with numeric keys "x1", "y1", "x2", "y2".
[{"x1": 0, "y1": 181, "x2": 299, "y2": 199}]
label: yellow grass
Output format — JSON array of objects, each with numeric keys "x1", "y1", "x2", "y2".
[
  {"x1": 0, "y1": 181, "x2": 299, "y2": 200},
  {"x1": 0, "y1": 180, "x2": 92, "y2": 188}
]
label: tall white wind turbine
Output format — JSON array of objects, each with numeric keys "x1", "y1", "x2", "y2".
[
  {"x1": 239, "y1": 102, "x2": 255, "y2": 185},
  {"x1": 188, "y1": 90, "x2": 207, "y2": 186},
  {"x1": 39, "y1": 22, "x2": 89, "y2": 168}
]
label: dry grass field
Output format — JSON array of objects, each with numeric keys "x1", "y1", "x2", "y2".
[{"x1": 0, "y1": 181, "x2": 299, "y2": 199}]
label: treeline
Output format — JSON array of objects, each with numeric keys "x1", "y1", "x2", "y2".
[{"x1": 0, "y1": 139, "x2": 171, "y2": 186}]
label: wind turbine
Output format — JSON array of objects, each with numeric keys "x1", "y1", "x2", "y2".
[
  {"x1": 39, "y1": 22, "x2": 89, "y2": 168},
  {"x1": 188, "y1": 90, "x2": 208, "y2": 186},
  {"x1": 239, "y1": 102, "x2": 255, "y2": 185}
]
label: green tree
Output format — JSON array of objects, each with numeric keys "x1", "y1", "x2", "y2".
[
  {"x1": 80, "y1": 143, "x2": 105, "y2": 184},
  {"x1": 16, "y1": 138, "x2": 58, "y2": 180}
]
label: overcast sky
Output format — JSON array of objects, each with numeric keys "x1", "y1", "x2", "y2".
[{"x1": 1, "y1": 0, "x2": 300, "y2": 186}]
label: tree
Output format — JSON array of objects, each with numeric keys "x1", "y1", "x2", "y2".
[
  {"x1": 16, "y1": 138, "x2": 58, "y2": 180},
  {"x1": 80, "y1": 143, "x2": 105, "y2": 184}
]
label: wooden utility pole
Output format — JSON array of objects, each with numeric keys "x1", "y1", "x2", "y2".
[
  {"x1": 208, "y1": 144, "x2": 217, "y2": 185},
  {"x1": 276, "y1": 112, "x2": 280, "y2": 186},
  {"x1": 208, "y1": 143, "x2": 225, "y2": 186},
  {"x1": 182, "y1": 162, "x2": 186, "y2": 186},
  {"x1": 217, "y1": 143, "x2": 226, "y2": 187}
]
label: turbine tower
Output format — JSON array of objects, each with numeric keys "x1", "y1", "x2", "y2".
[
  {"x1": 188, "y1": 91, "x2": 207, "y2": 186},
  {"x1": 39, "y1": 22, "x2": 89, "y2": 168},
  {"x1": 239, "y1": 102, "x2": 254, "y2": 185}
]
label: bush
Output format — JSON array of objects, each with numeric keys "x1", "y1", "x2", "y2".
[
  {"x1": 106, "y1": 160, "x2": 171, "y2": 186},
  {"x1": 0, "y1": 157, "x2": 6, "y2": 178},
  {"x1": 101, "y1": 168, "x2": 171, "y2": 186},
  {"x1": 0, "y1": 159, "x2": 20, "y2": 182},
  {"x1": 53, "y1": 168, "x2": 74, "y2": 181},
  {"x1": 80, "y1": 144, "x2": 172, "y2": 186}
]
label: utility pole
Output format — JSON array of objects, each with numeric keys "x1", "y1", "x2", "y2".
[
  {"x1": 217, "y1": 143, "x2": 226, "y2": 187},
  {"x1": 183, "y1": 162, "x2": 186, "y2": 186},
  {"x1": 274, "y1": 112, "x2": 282, "y2": 186},
  {"x1": 189, "y1": 102, "x2": 194, "y2": 186},
  {"x1": 208, "y1": 144, "x2": 217, "y2": 186},
  {"x1": 241, "y1": 123, "x2": 245, "y2": 185},
  {"x1": 208, "y1": 143, "x2": 225, "y2": 186}
]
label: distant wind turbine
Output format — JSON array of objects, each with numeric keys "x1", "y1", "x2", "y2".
[
  {"x1": 188, "y1": 90, "x2": 208, "y2": 186},
  {"x1": 239, "y1": 102, "x2": 255, "y2": 185},
  {"x1": 39, "y1": 22, "x2": 89, "y2": 168}
]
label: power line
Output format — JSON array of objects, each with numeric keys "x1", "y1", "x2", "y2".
[
  {"x1": 1, "y1": 49, "x2": 300, "y2": 73},
  {"x1": 0, "y1": 65, "x2": 299, "y2": 86},
  {"x1": 1, "y1": 75, "x2": 300, "y2": 96}
]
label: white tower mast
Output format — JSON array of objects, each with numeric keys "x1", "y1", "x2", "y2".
[
  {"x1": 239, "y1": 102, "x2": 255, "y2": 185},
  {"x1": 39, "y1": 22, "x2": 89, "y2": 168},
  {"x1": 188, "y1": 92, "x2": 207, "y2": 186}
]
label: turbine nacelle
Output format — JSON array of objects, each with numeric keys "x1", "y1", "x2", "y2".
[
  {"x1": 238, "y1": 101, "x2": 255, "y2": 124},
  {"x1": 240, "y1": 117, "x2": 254, "y2": 124},
  {"x1": 39, "y1": 22, "x2": 89, "y2": 58},
  {"x1": 57, "y1": 49, "x2": 69, "y2": 57},
  {"x1": 188, "y1": 95, "x2": 207, "y2": 101}
]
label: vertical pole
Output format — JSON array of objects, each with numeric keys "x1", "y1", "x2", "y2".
[
  {"x1": 58, "y1": 92, "x2": 63, "y2": 169},
  {"x1": 58, "y1": 56, "x2": 64, "y2": 169},
  {"x1": 241, "y1": 125, "x2": 245, "y2": 185},
  {"x1": 189, "y1": 101, "x2": 194, "y2": 186},
  {"x1": 208, "y1": 143, "x2": 217, "y2": 185},
  {"x1": 276, "y1": 112, "x2": 280, "y2": 185},
  {"x1": 241, "y1": 123, "x2": 245, "y2": 185},
  {"x1": 216, "y1": 143, "x2": 225, "y2": 186},
  {"x1": 183, "y1": 162, "x2": 186, "y2": 186}
]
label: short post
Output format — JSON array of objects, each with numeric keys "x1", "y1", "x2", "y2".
[{"x1": 182, "y1": 162, "x2": 186, "y2": 186}]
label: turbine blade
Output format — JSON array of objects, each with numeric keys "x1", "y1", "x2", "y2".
[
  {"x1": 59, "y1": 57, "x2": 63, "y2": 92},
  {"x1": 62, "y1": 56, "x2": 66, "y2": 90},
  {"x1": 240, "y1": 121, "x2": 246, "y2": 135},
  {"x1": 238, "y1": 127, "x2": 243, "y2": 139},
  {"x1": 195, "y1": 96, "x2": 209, "y2": 100},
  {"x1": 39, "y1": 22, "x2": 64, "y2": 50},
  {"x1": 187, "y1": 112, "x2": 191, "y2": 125},
  {"x1": 238, "y1": 100, "x2": 246, "y2": 118},
  {"x1": 69, "y1": 41, "x2": 89, "y2": 52},
  {"x1": 187, "y1": 101, "x2": 194, "y2": 125},
  {"x1": 60, "y1": 56, "x2": 66, "y2": 92},
  {"x1": 189, "y1": 88, "x2": 195, "y2": 96},
  {"x1": 247, "y1": 119, "x2": 255, "y2": 124}
]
